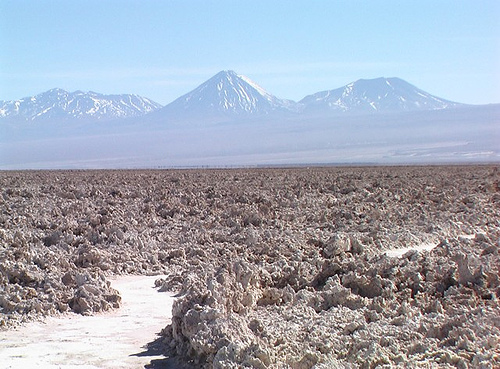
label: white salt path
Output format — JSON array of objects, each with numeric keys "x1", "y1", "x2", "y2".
[
  {"x1": 385, "y1": 234, "x2": 478, "y2": 258},
  {"x1": 0, "y1": 275, "x2": 175, "y2": 369},
  {"x1": 384, "y1": 242, "x2": 438, "y2": 258}
]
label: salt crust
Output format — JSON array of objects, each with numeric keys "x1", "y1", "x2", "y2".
[{"x1": 0, "y1": 166, "x2": 499, "y2": 368}]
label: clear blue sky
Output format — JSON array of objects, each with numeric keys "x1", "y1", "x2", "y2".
[{"x1": 1, "y1": 0, "x2": 499, "y2": 105}]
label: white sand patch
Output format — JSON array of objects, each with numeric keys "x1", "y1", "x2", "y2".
[
  {"x1": 384, "y1": 242, "x2": 438, "y2": 258},
  {"x1": 459, "y1": 234, "x2": 476, "y2": 240},
  {"x1": 0, "y1": 275, "x2": 175, "y2": 369}
]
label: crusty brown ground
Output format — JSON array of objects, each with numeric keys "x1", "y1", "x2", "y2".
[{"x1": 1, "y1": 166, "x2": 499, "y2": 368}]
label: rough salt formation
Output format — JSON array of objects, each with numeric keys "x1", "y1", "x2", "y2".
[{"x1": 0, "y1": 167, "x2": 499, "y2": 368}]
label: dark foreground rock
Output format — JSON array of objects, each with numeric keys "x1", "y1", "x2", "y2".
[{"x1": 0, "y1": 166, "x2": 499, "y2": 367}]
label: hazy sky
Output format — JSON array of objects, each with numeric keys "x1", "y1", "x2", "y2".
[{"x1": 1, "y1": 1, "x2": 499, "y2": 105}]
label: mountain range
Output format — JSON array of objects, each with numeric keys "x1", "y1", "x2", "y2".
[
  {"x1": 1, "y1": 70, "x2": 498, "y2": 169},
  {"x1": 0, "y1": 88, "x2": 161, "y2": 123},
  {"x1": 153, "y1": 70, "x2": 298, "y2": 122},
  {"x1": 299, "y1": 77, "x2": 461, "y2": 113},
  {"x1": 0, "y1": 71, "x2": 467, "y2": 125}
]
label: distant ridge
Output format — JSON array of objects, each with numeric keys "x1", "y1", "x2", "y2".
[
  {"x1": 299, "y1": 77, "x2": 463, "y2": 113},
  {"x1": 151, "y1": 72, "x2": 465, "y2": 124},
  {"x1": 0, "y1": 72, "x2": 473, "y2": 127},
  {"x1": 151, "y1": 70, "x2": 299, "y2": 122},
  {"x1": 0, "y1": 88, "x2": 162, "y2": 123}
]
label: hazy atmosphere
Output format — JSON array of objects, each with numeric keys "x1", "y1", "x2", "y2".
[{"x1": 1, "y1": 0, "x2": 499, "y2": 105}]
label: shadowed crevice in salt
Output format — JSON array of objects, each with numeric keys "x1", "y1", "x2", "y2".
[{"x1": 132, "y1": 336, "x2": 197, "y2": 369}]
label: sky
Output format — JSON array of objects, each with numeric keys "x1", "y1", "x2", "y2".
[{"x1": 1, "y1": 1, "x2": 499, "y2": 105}]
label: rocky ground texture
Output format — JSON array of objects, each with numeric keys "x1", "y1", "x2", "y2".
[{"x1": 0, "y1": 166, "x2": 499, "y2": 368}]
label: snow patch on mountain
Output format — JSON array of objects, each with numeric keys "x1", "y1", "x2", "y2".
[
  {"x1": 299, "y1": 77, "x2": 462, "y2": 113},
  {"x1": 156, "y1": 70, "x2": 299, "y2": 121},
  {"x1": 0, "y1": 89, "x2": 162, "y2": 123}
]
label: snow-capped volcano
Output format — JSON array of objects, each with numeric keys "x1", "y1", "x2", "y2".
[
  {"x1": 156, "y1": 70, "x2": 298, "y2": 121},
  {"x1": 299, "y1": 77, "x2": 462, "y2": 113},
  {"x1": 0, "y1": 88, "x2": 162, "y2": 123}
]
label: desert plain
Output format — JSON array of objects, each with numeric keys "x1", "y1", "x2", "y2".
[{"x1": 0, "y1": 166, "x2": 499, "y2": 368}]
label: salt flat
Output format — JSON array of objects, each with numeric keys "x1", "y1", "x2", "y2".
[
  {"x1": 0, "y1": 275, "x2": 175, "y2": 369},
  {"x1": 1, "y1": 167, "x2": 498, "y2": 367}
]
